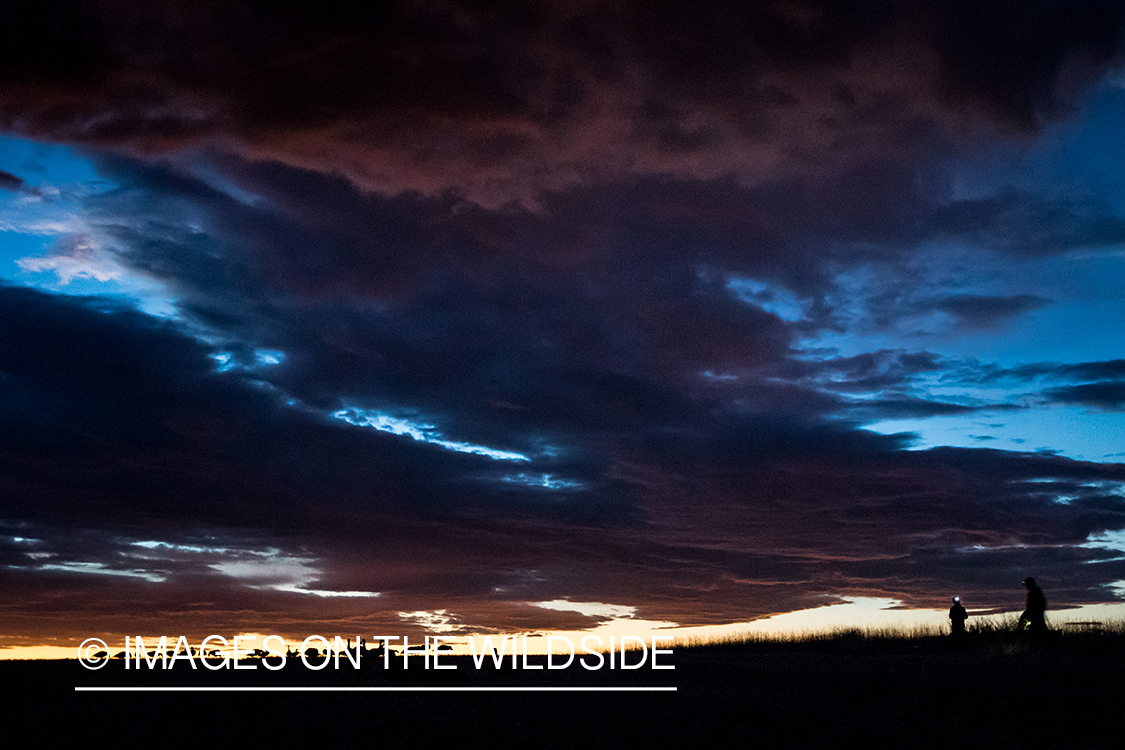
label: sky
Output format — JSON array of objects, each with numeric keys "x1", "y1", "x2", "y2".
[{"x1": 2, "y1": 0, "x2": 1125, "y2": 656}]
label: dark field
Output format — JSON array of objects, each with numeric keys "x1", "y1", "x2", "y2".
[{"x1": 12, "y1": 633, "x2": 1124, "y2": 748}]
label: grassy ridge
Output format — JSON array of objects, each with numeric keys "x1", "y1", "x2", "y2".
[
  {"x1": 669, "y1": 614, "x2": 1125, "y2": 655},
  {"x1": 18, "y1": 618, "x2": 1125, "y2": 747}
]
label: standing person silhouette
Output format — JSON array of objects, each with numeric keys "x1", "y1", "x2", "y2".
[
  {"x1": 1019, "y1": 577, "x2": 1047, "y2": 636},
  {"x1": 949, "y1": 596, "x2": 968, "y2": 637}
]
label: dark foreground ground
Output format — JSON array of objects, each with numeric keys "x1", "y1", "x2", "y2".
[{"x1": 10, "y1": 636, "x2": 1123, "y2": 748}]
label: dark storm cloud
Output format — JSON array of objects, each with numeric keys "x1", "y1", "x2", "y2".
[
  {"x1": 594, "y1": 436, "x2": 1125, "y2": 624},
  {"x1": 73, "y1": 148, "x2": 1109, "y2": 384},
  {"x1": 0, "y1": 283, "x2": 655, "y2": 638},
  {"x1": 1056, "y1": 359, "x2": 1125, "y2": 381},
  {"x1": 74, "y1": 157, "x2": 801, "y2": 407},
  {"x1": 0, "y1": 169, "x2": 25, "y2": 191},
  {"x1": 775, "y1": 349, "x2": 945, "y2": 392},
  {"x1": 848, "y1": 397, "x2": 979, "y2": 420},
  {"x1": 929, "y1": 293, "x2": 1050, "y2": 328},
  {"x1": 2, "y1": 281, "x2": 1123, "y2": 640},
  {"x1": 970, "y1": 359, "x2": 1125, "y2": 385},
  {"x1": 0, "y1": 285, "x2": 593, "y2": 529},
  {"x1": 921, "y1": 193, "x2": 1125, "y2": 257},
  {"x1": 1042, "y1": 381, "x2": 1125, "y2": 410},
  {"x1": 54, "y1": 154, "x2": 1053, "y2": 448},
  {"x1": 759, "y1": 350, "x2": 1018, "y2": 421},
  {"x1": 946, "y1": 357, "x2": 1125, "y2": 411},
  {"x1": 2, "y1": 1, "x2": 1124, "y2": 208},
  {"x1": 85, "y1": 154, "x2": 1048, "y2": 458}
]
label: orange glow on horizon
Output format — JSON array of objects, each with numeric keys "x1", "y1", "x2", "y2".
[{"x1": 7, "y1": 600, "x2": 1124, "y2": 660}]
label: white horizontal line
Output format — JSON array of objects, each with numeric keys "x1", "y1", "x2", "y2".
[{"x1": 75, "y1": 686, "x2": 676, "y2": 693}]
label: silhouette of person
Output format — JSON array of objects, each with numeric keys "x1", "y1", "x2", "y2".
[
  {"x1": 949, "y1": 596, "x2": 968, "y2": 637},
  {"x1": 1019, "y1": 577, "x2": 1047, "y2": 636}
]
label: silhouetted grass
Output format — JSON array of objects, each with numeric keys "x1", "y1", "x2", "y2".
[{"x1": 671, "y1": 615, "x2": 1125, "y2": 656}]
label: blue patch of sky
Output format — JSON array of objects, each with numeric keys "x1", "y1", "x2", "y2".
[
  {"x1": 812, "y1": 250, "x2": 1125, "y2": 365},
  {"x1": 255, "y1": 350, "x2": 284, "y2": 366},
  {"x1": 726, "y1": 277, "x2": 806, "y2": 322},
  {"x1": 132, "y1": 540, "x2": 239, "y2": 555},
  {"x1": 794, "y1": 81, "x2": 1125, "y2": 463},
  {"x1": 1081, "y1": 528, "x2": 1125, "y2": 562},
  {"x1": 0, "y1": 135, "x2": 179, "y2": 315},
  {"x1": 209, "y1": 352, "x2": 238, "y2": 373},
  {"x1": 39, "y1": 561, "x2": 166, "y2": 583},
  {"x1": 128, "y1": 538, "x2": 380, "y2": 596},
  {"x1": 812, "y1": 79, "x2": 1125, "y2": 358},
  {"x1": 332, "y1": 406, "x2": 531, "y2": 462},
  {"x1": 500, "y1": 473, "x2": 584, "y2": 491},
  {"x1": 864, "y1": 408, "x2": 1125, "y2": 462},
  {"x1": 207, "y1": 350, "x2": 284, "y2": 374},
  {"x1": 995, "y1": 80, "x2": 1125, "y2": 206},
  {"x1": 0, "y1": 136, "x2": 110, "y2": 263}
]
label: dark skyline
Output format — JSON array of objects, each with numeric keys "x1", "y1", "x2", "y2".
[{"x1": 2, "y1": 1, "x2": 1125, "y2": 653}]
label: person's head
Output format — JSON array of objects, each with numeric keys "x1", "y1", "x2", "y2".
[
  {"x1": 1023, "y1": 577, "x2": 1036, "y2": 588},
  {"x1": 952, "y1": 596, "x2": 960, "y2": 603}
]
